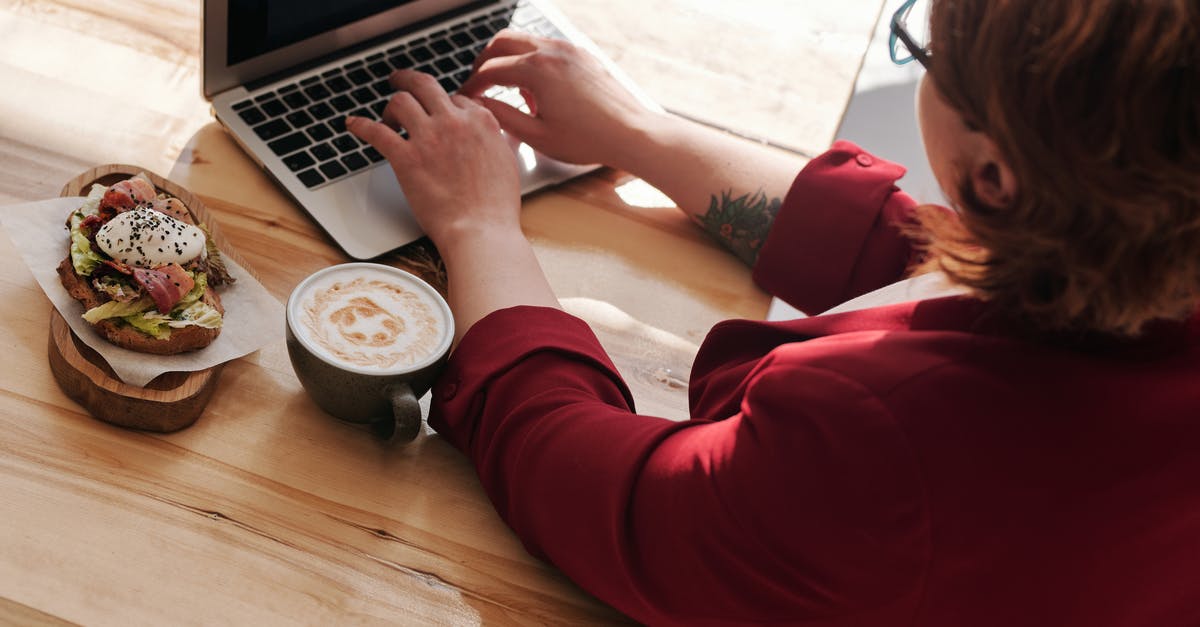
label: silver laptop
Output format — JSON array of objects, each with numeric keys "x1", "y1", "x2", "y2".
[{"x1": 203, "y1": 0, "x2": 658, "y2": 259}]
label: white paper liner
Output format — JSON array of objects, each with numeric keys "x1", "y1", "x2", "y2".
[{"x1": 1, "y1": 196, "x2": 284, "y2": 386}]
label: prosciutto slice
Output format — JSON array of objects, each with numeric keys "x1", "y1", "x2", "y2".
[
  {"x1": 100, "y1": 261, "x2": 193, "y2": 314},
  {"x1": 132, "y1": 264, "x2": 194, "y2": 314}
]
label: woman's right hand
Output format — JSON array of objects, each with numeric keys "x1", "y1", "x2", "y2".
[{"x1": 458, "y1": 29, "x2": 660, "y2": 170}]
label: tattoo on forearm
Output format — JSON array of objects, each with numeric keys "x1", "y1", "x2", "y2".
[{"x1": 694, "y1": 189, "x2": 782, "y2": 267}]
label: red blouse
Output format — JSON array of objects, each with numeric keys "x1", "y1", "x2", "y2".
[{"x1": 428, "y1": 142, "x2": 1200, "y2": 626}]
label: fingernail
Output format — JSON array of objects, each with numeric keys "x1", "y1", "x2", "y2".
[{"x1": 345, "y1": 116, "x2": 360, "y2": 127}]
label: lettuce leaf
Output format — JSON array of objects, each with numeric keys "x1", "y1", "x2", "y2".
[
  {"x1": 68, "y1": 184, "x2": 110, "y2": 276},
  {"x1": 70, "y1": 229, "x2": 105, "y2": 276},
  {"x1": 122, "y1": 313, "x2": 172, "y2": 340},
  {"x1": 82, "y1": 296, "x2": 154, "y2": 324}
]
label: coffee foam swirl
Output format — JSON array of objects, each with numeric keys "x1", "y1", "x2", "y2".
[{"x1": 296, "y1": 273, "x2": 445, "y2": 371}]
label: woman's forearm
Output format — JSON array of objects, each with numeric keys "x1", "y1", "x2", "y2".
[
  {"x1": 439, "y1": 226, "x2": 560, "y2": 345},
  {"x1": 613, "y1": 113, "x2": 805, "y2": 265}
]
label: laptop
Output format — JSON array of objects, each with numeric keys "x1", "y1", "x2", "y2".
[{"x1": 202, "y1": 0, "x2": 659, "y2": 259}]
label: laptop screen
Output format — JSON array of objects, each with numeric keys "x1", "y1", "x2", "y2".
[{"x1": 228, "y1": 0, "x2": 422, "y2": 65}]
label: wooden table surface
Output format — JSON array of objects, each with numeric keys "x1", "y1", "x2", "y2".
[{"x1": 0, "y1": 1, "x2": 879, "y2": 623}]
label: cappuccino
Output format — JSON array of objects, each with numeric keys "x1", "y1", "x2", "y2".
[{"x1": 289, "y1": 264, "x2": 451, "y2": 373}]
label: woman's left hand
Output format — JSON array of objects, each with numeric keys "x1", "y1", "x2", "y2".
[{"x1": 347, "y1": 69, "x2": 522, "y2": 248}]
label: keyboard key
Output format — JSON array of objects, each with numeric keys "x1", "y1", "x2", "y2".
[
  {"x1": 363, "y1": 146, "x2": 385, "y2": 163},
  {"x1": 297, "y1": 168, "x2": 325, "y2": 188},
  {"x1": 455, "y1": 50, "x2": 476, "y2": 65},
  {"x1": 332, "y1": 134, "x2": 360, "y2": 154},
  {"x1": 431, "y1": 38, "x2": 453, "y2": 55},
  {"x1": 279, "y1": 83, "x2": 299, "y2": 94},
  {"x1": 303, "y1": 83, "x2": 331, "y2": 101},
  {"x1": 300, "y1": 75, "x2": 320, "y2": 86},
  {"x1": 326, "y1": 75, "x2": 353, "y2": 93},
  {"x1": 470, "y1": 24, "x2": 495, "y2": 40},
  {"x1": 307, "y1": 123, "x2": 333, "y2": 142},
  {"x1": 254, "y1": 91, "x2": 276, "y2": 103},
  {"x1": 370, "y1": 99, "x2": 388, "y2": 117},
  {"x1": 341, "y1": 152, "x2": 370, "y2": 172},
  {"x1": 416, "y1": 63, "x2": 436, "y2": 75},
  {"x1": 260, "y1": 99, "x2": 287, "y2": 117},
  {"x1": 368, "y1": 61, "x2": 392, "y2": 78},
  {"x1": 319, "y1": 160, "x2": 348, "y2": 179},
  {"x1": 347, "y1": 68, "x2": 373, "y2": 85},
  {"x1": 351, "y1": 87, "x2": 376, "y2": 105},
  {"x1": 366, "y1": 52, "x2": 385, "y2": 62},
  {"x1": 252, "y1": 118, "x2": 290, "y2": 141},
  {"x1": 489, "y1": 18, "x2": 509, "y2": 31},
  {"x1": 388, "y1": 52, "x2": 413, "y2": 69},
  {"x1": 308, "y1": 101, "x2": 335, "y2": 121},
  {"x1": 451, "y1": 31, "x2": 474, "y2": 48},
  {"x1": 238, "y1": 106, "x2": 266, "y2": 125},
  {"x1": 329, "y1": 95, "x2": 356, "y2": 112},
  {"x1": 311, "y1": 142, "x2": 337, "y2": 161},
  {"x1": 267, "y1": 131, "x2": 312, "y2": 157},
  {"x1": 411, "y1": 45, "x2": 434, "y2": 62},
  {"x1": 321, "y1": 68, "x2": 342, "y2": 79},
  {"x1": 232, "y1": 99, "x2": 254, "y2": 111},
  {"x1": 438, "y1": 76, "x2": 458, "y2": 92},
  {"x1": 282, "y1": 91, "x2": 310, "y2": 109},
  {"x1": 285, "y1": 110, "x2": 314, "y2": 128},
  {"x1": 283, "y1": 151, "x2": 316, "y2": 171},
  {"x1": 350, "y1": 107, "x2": 374, "y2": 121},
  {"x1": 329, "y1": 116, "x2": 347, "y2": 133},
  {"x1": 372, "y1": 79, "x2": 393, "y2": 98}
]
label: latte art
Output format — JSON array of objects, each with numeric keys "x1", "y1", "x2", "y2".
[{"x1": 294, "y1": 270, "x2": 448, "y2": 371}]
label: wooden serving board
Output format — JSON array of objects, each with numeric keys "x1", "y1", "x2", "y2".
[{"x1": 48, "y1": 164, "x2": 245, "y2": 432}]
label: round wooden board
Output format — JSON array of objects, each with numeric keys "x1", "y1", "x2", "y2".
[{"x1": 48, "y1": 164, "x2": 242, "y2": 432}]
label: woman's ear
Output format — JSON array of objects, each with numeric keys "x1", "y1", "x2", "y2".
[{"x1": 967, "y1": 136, "x2": 1019, "y2": 209}]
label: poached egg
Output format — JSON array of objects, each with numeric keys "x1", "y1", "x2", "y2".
[{"x1": 95, "y1": 207, "x2": 205, "y2": 268}]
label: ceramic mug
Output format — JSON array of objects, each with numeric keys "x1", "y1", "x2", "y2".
[{"x1": 285, "y1": 263, "x2": 453, "y2": 441}]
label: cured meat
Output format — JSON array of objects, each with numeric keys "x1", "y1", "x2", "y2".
[
  {"x1": 132, "y1": 263, "x2": 194, "y2": 314},
  {"x1": 99, "y1": 177, "x2": 158, "y2": 214}
]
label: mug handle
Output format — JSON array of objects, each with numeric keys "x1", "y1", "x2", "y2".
[{"x1": 373, "y1": 383, "x2": 422, "y2": 442}]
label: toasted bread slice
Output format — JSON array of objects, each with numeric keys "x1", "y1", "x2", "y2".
[{"x1": 57, "y1": 256, "x2": 223, "y2": 355}]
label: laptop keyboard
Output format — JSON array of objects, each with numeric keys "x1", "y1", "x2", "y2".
[{"x1": 230, "y1": 0, "x2": 564, "y2": 190}]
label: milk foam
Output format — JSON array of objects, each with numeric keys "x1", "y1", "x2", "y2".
[{"x1": 291, "y1": 266, "x2": 449, "y2": 372}]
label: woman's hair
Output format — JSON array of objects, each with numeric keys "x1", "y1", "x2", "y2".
[{"x1": 919, "y1": 0, "x2": 1200, "y2": 335}]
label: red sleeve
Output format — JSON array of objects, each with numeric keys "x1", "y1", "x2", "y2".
[
  {"x1": 753, "y1": 140, "x2": 921, "y2": 314},
  {"x1": 429, "y1": 306, "x2": 927, "y2": 625}
]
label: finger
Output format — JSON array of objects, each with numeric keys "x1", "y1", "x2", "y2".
[
  {"x1": 380, "y1": 90, "x2": 426, "y2": 136},
  {"x1": 475, "y1": 96, "x2": 542, "y2": 144},
  {"x1": 346, "y1": 116, "x2": 410, "y2": 162},
  {"x1": 471, "y1": 28, "x2": 540, "y2": 72},
  {"x1": 459, "y1": 53, "x2": 534, "y2": 99},
  {"x1": 388, "y1": 69, "x2": 452, "y2": 114}
]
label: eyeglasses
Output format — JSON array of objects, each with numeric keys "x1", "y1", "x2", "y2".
[{"x1": 889, "y1": 0, "x2": 931, "y2": 69}]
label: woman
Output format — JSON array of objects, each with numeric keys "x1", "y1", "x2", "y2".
[{"x1": 347, "y1": 0, "x2": 1200, "y2": 624}]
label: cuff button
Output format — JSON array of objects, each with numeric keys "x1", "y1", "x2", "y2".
[{"x1": 855, "y1": 153, "x2": 874, "y2": 167}]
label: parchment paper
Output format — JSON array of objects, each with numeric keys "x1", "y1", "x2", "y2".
[{"x1": 1, "y1": 196, "x2": 284, "y2": 386}]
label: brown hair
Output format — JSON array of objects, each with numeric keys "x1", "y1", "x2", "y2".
[{"x1": 918, "y1": 0, "x2": 1200, "y2": 335}]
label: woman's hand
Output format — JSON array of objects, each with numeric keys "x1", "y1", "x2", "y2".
[
  {"x1": 458, "y1": 29, "x2": 660, "y2": 170},
  {"x1": 348, "y1": 69, "x2": 559, "y2": 343},
  {"x1": 347, "y1": 70, "x2": 521, "y2": 247}
]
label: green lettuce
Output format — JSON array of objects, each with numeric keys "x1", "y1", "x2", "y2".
[
  {"x1": 82, "y1": 296, "x2": 154, "y2": 324},
  {"x1": 68, "y1": 184, "x2": 109, "y2": 276}
]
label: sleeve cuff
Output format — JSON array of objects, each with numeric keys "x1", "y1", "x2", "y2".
[
  {"x1": 428, "y1": 305, "x2": 635, "y2": 451},
  {"x1": 753, "y1": 140, "x2": 912, "y2": 314}
]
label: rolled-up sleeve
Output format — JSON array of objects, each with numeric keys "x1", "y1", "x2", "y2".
[
  {"x1": 428, "y1": 306, "x2": 926, "y2": 625},
  {"x1": 753, "y1": 141, "x2": 922, "y2": 314}
]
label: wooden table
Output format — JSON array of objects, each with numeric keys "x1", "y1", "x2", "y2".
[{"x1": 0, "y1": 1, "x2": 879, "y2": 623}]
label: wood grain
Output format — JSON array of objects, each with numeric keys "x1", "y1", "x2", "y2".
[{"x1": 0, "y1": 0, "x2": 879, "y2": 623}]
